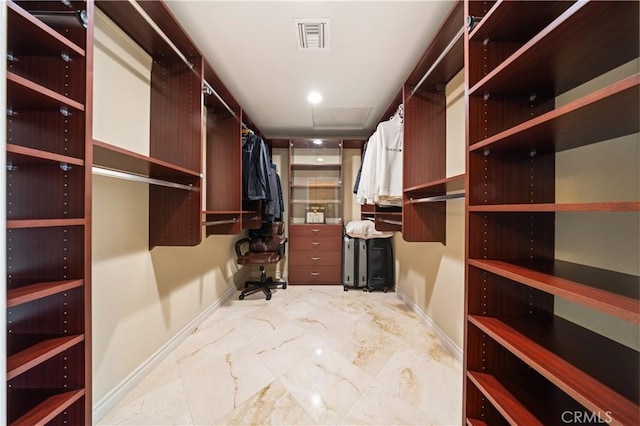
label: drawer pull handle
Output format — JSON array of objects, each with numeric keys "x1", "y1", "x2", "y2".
[
  {"x1": 311, "y1": 257, "x2": 320, "y2": 261},
  {"x1": 312, "y1": 229, "x2": 320, "y2": 234},
  {"x1": 311, "y1": 242, "x2": 320, "y2": 246},
  {"x1": 310, "y1": 272, "x2": 320, "y2": 276}
]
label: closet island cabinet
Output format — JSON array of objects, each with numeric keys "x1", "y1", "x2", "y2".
[
  {"x1": 288, "y1": 140, "x2": 343, "y2": 285},
  {"x1": 463, "y1": 1, "x2": 639, "y2": 425},
  {"x1": 6, "y1": 0, "x2": 93, "y2": 423}
]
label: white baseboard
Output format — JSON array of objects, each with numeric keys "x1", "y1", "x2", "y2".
[
  {"x1": 396, "y1": 287, "x2": 463, "y2": 363},
  {"x1": 92, "y1": 284, "x2": 237, "y2": 424}
]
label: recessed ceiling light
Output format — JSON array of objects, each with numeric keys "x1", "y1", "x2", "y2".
[
  {"x1": 313, "y1": 139, "x2": 323, "y2": 145},
  {"x1": 307, "y1": 91, "x2": 322, "y2": 104}
]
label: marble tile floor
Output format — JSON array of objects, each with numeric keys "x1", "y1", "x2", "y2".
[{"x1": 98, "y1": 285, "x2": 463, "y2": 426}]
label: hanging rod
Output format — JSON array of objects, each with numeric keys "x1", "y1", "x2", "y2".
[
  {"x1": 364, "y1": 216, "x2": 375, "y2": 221},
  {"x1": 203, "y1": 80, "x2": 238, "y2": 121},
  {"x1": 409, "y1": 193, "x2": 465, "y2": 204},
  {"x1": 127, "y1": 0, "x2": 193, "y2": 70},
  {"x1": 410, "y1": 26, "x2": 464, "y2": 96},
  {"x1": 380, "y1": 219, "x2": 402, "y2": 226},
  {"x1": 202, "y1": 218, "x2": 237, "y2": 227},
  {"x1": 92, "y1": 167, "x2": 193, "y2": 191}
]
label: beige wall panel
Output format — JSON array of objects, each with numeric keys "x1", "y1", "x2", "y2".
[
  {"x1": 554, "y1": 59, "x2": 640, "y2": 350},
  {"x1": 93, "y1": 9, "x2": 151, "y2": 154}
]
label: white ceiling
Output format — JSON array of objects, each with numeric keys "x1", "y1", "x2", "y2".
[{"x1": 165, "y1": 1, "x2": 456, "y2": 139}]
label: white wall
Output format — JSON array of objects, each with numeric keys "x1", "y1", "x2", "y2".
[
  {"x1": 92, "y1": 10, "x2": 243, "y2": 412},
  {"x1": 554, "y1": 59, "x2": 640, "y2": 350},
  {"x1": 391, "y1": 70, "x2": 466, "y2": 353},
  {"x1": 0, "y1": 2, "x2": 8, "y2": 423}
]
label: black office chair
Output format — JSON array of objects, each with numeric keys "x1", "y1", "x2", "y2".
[{"x1": 235, "y1": 222, "x2": 287, "y2": 300}]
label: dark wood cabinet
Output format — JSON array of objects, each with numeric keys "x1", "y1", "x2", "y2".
[
  {"x1": 288, "y1": 224, "x2": 343, "y2": 285},
  {"x1": 464, "y1": 1, "x2": 639, "y2": 425},
  {"x1": 6, "y1": 0, "x2": 93, "y2": 422}
]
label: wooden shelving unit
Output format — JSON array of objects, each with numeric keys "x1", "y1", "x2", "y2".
[
  {"x1": 464, "y1": 1, "x2": 640, "y2": 425},
  {"x1": 5, "y1": 0, "x2": 93, "y2": 422},
  {"x1": 202, "y1": 60, "x2": 266, "y2": 235},
  {"x1": 288, "y1": 139, "x2": 343, "y2": 285},
  {"x1": 95, "y1": 0, "x2": 203, "y2": 248},
  {"x1": 402, "y1": 1, "x2": 465, "y2": 243}
]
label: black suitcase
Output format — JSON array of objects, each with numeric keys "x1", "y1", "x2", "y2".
[
  {"x1": 366, "y1": 238, "x2": 394, "y2": 292},
  {"x1": 342, "y1": 235, "x2": 367, "y2": 291}
]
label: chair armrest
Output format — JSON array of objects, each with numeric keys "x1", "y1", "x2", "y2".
[
  {"x1": 235, "y1": 238, "x2": 251, "y2": 258},
  {"x1": 277, "y1": 236, "x2": 287, "y2": 258}
]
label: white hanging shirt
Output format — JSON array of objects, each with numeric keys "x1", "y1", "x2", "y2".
[
  {"x1": 356, "y1": 113, "x2": 403, "y2": 206},
  {"x1": 374, "y1": 113, "x2": 403, "y2": 205}
]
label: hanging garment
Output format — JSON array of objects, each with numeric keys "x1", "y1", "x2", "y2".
[
  {"x1": 242, "y1": 133, "x2": 272, "y2": 201},
  {"x1": 356, "y1": 110, "x2": 403, "y2": 206},
  {"x1": 374, "y1": 112, "x2": 403, "y2": 205},
  {"x1": 264, "y1": 163, "x2": 283, "y2": 221}
]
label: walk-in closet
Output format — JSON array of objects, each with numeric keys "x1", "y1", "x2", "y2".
[{"x1": 2, "y1": 0, "x2": 638, "y2": 424}]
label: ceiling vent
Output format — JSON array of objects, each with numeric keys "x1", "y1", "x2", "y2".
[{"x1": 295, "y1": 18, "x2": 330, "y2": 51}]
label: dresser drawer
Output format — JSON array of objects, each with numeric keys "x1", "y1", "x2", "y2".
[
  {"x1": 289, "y1": 224, "x2": 342, "y2": 238},
  {"x1": 290, "y1": 236, "x2": 342, "y2": 252},
  {"x1": 289, "y1": 250, "x2": 341, "y2": 266},
  {"x1": 289, "y1": 265, "x2": 342, "y2": 284}
]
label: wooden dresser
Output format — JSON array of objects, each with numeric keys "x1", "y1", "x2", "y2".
[{"x1": 288, "y1": 224, "x2": 342, "y2": 284}]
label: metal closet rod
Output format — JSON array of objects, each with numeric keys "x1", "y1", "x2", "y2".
[
  {"x1": 127, "y1": 1, "x2": 241, "y2": 123},
  {"x1": 92, "y1": 167, "x2": 193, "y2": 191},
  {"x1": 127, "y1": 0, "x2": 193, "y2": 70},
  {"x1": 380, "y1": 218, "x2": 402, "y2": 226},
  {"x1": 202, "y1": 218, "x2": 237, "y2": 226},
  {"x1": 410, "y1": 26, "x2": 464, "y2": 96},
  {"x1": 409, "y1": 192, "x2": 465, "y2": 204},
  {"x1": 203, "y1": 80, "x2": 239, "y2": 121}
]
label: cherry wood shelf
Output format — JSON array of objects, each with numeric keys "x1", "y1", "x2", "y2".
[
  {"x1": 93, "y1": 139, "x2": 200, "y2": 181},
  {"x1": 469, "y1": 315, "x2": 639, "y2": 426},
  {"x1": 7, "y1": 0, "x2": 85, "y2": 56},
  {"x1": 7, "y1": 218, "x2": 86, "y2": 229},
  {"x1": 466, "y1": 419, "x2": 487, "y2": 426},
  {"x1": 468, "y1": 1, "x2": 572, "y2": 44},
  {"x1": 468, "y1": 366, "x2": 605, "y2": 425},
  {"x1": 467, "y1": 372, "x2": 541, "y2": 425},
  {"x1": 469, "y1": 75, "x2": 640, "y2": 152},
  {"x1": 469, "y1": 259, "x2": 639, "y2": 323},
  {"x1": 469, "y1": 201, "x2": 640, "y2": 212},
  {"x1": 404, "y1": 174, "x2": 465, "y2": 199},
  {"x1": 7, "y1": 334, "x2": 85, "y2": 381},
  {"x1": 7, "y1": 279, "x2": 84, "y2": 308},
  {"x1": 10, "y1": 389, "x2": 84, "y2": 426},
  {"x1": 7, "y1": 143, "x2": 85, "y2": 167},
  {"x1": 93, "y1": 150, "x2": 197, "y2": 180},
  {"x1": 469, "y1": 1, "x2": 639, "y2": 97},
  {"x1": 95, "y1": 0, "x2": 200, "y2": 61},
  {"x1": 7, "y1": 72, "x2": 85, "y2": 111}
]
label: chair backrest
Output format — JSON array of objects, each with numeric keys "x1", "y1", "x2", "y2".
[{"x1": 249, "y1": 222, "x2": 285, "y2": 254}]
